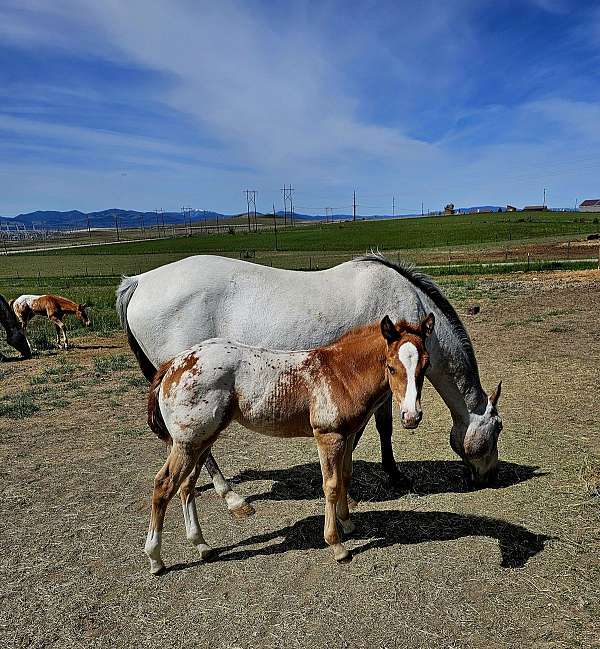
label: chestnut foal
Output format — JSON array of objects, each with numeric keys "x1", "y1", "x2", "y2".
[
  {"x1": 144, "y1": 313, "x2": 434, "y2": 574},
  {"x1": 11, "y1": 294, "x2": 91, "y2": 349}
]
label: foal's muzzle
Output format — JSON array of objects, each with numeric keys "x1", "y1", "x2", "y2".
[{"x1": 401, "y1": 409, "x2": 422, "y2": 429}]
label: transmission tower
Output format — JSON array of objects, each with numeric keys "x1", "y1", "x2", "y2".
[
  {"x1": 281, "y1": 184, "x2": 295, "y2": 226},
  {"x1": 245, "y1": 190, "x2": 257, "y2": 232}
]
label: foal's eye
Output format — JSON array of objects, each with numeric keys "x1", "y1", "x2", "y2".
[{"x1": 387, "y1": 365, "x2": 396, "y2": 375}]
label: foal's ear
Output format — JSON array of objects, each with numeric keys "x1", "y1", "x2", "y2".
[
  {"x1": 490, "y1": 381, "x2": 502, "y2": 407},
  {"x1": 380, "y1": 315, "x2": 399, "y2": 343},
  {"x1": 421, "y1": 312, "x2": 435, "y2": 337}
]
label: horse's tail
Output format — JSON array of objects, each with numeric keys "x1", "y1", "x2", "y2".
[
  {"x1": 147, "y1": 361, "x2": 173, "y2": 444},
  {"x1": 8, "y1": 298, "x2": 15, "y2": 312},
  {"x1": 116, "y1": 275, "x2": 157, "y2": 381}
]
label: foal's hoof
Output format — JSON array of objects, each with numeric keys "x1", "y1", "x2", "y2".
[
  {"x1": 149, "y1": 559, "x2": 166, "y2": 575},
  {"x1": 229, "y1": 501, "x2": 256, "y2": 519},
  {"x1": 196, "y1": 543, "x2": 215, "y2": 562},
  {"x1": 332, "y1": 544, "x2": 352, "y2": 563}
]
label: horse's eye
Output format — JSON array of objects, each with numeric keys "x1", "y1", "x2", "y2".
[{"x1": 387, "y1": 365, "x2": 396, "y2": 375}]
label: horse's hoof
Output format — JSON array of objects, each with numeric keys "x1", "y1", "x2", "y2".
[
  {"x1": 386, "y1": 469, "x2": 412, "y2": 490},
  {"x1": 332, "y1": 544, "x2": 351, "y2": 562},
  {"x1": 196, "y1": 544, "x2": 215, "y2": 561},
  {"x1": 338, "y1": 518, "x2": 356, "y2": 535},
  {"x1": 149, "y1": 559, "x2": 166, "y2": 575},
  {"x1": 347, "y1": 495, "x2": 359, "y2": 510},
  {"x1": 229, "y1": 501, "x2": 256, "y2": 519}
]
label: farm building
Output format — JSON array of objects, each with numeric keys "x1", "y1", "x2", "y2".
[
  {"x1": 523, "y1": 205, "x2": 548, "y2": 211},
  {"x1": 579, "y1": 199, "x2": 600, "y2": 212},
  {"x1": 443, "y1": 203, "x2": 455, "y2": 215},
  {"x1": 506, "y1": 205, "x2": 517, "y2": 211}
]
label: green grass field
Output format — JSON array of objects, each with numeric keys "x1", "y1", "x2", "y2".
[{"x1": 21, "y1": 210, "x2": 600, "y2": 256}]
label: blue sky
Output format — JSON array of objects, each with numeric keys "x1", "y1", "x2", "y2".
[{"x1": 1, "y1": 0, "x2": 600, "y2": 216}]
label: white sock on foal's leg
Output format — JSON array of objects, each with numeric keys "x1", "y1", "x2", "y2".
[
  {"x1": 144, "y1": 528, "x2": 165, "y2": 575},
  {"x1": 181, "y1": 497, "x2": 213, "y2": 561},
  {"x1": 212, "y1": 472, "x2": 255, "y2": 518}
]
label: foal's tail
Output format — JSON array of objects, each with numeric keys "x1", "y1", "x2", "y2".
[
  {"x1": 8, "y1": 298, "x2": 15, "y2": 312},
  {"x1": 147, "y1": 361, "x2": 173, "y2": 444}
]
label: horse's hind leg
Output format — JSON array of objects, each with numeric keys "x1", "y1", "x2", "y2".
[
  {"x1": 316, "y1": 431, "x2": 350, "y2": 563},
  {"x1": 49, "y1": 315, "x2": 66, "y2": 349},
  {"x1": 179, "y1": 447, "x2": 214, "y2": 561},
  {"x1": 145, "y1": 442, "x2": 199, "y2": 575},
  {"x1": 204, "y1": 452, "x2": 255, "y2": 519}
]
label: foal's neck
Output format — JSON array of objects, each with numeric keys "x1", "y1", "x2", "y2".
[{"x1": 320, "y1": 323, "x2": 388, "y2": 397}]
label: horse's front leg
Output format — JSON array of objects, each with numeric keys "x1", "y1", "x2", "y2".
[
  {"x1": 315, "y1": 430, "x2": 350, "y2": 562},
  {"x1": 336, "y1": 433, "x2": 356, "y2": 535},
  {"x1": 203, "y1": 452, "x2": 255, "y2": 518},
  {"x1": 49, "y1": 315, "x2": 67, "y2": 349},
  {"x1": 374, "y1": 395, "x2": 410, "y2": 488}
]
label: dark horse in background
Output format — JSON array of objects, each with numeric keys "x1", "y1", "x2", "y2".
[{"x1": 0, "y1": 294, "x2": 31, "y2": 360}]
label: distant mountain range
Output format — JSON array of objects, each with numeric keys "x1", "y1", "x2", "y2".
[{"x1": 0, "y1": 206, "x2": 505, "y2": 229}]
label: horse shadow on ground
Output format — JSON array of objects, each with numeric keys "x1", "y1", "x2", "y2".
[
  {"x1": 198, "y1": 459, "x2": 546, "y2": 504},
  {"x1": 168, "y1": 509, "x2": 553, "y2": 573}
]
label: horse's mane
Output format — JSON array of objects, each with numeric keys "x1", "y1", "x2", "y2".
[{"x1": 354, "y1": 253, "x2": 478, "y2": 372}]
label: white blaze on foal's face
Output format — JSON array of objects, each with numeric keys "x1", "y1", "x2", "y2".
[{"x1": 397, "y1": 341, "x2": 420, "y2": 423}]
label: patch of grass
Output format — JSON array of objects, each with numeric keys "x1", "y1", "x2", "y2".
[
  {"x1": 30, "y1": 362, "x2": 82, "y2": 385},
  {"x1": 0, "y1": 391, "x2": 40, "y2": 418},
  {"x1": 93, "y1": 354, "x2": 134, "y2": 374},
  {"x1": 123, "y1": 374, "x2": 148, "y2": 389},
  {"x1": 114, "y1": 426, "x2": 147, "y2": 439},
  {"x1": 579, "y1": 458, "x2": 600, "y2": 499},
  {"x1": 28, "y1": 328, "x2": 56, "y2": 351}
]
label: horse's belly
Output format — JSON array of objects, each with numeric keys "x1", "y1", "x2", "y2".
[{"x1": 235, "y1": 410, "x2": 313, "y2": 439}]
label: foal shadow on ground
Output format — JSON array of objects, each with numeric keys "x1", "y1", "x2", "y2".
[
  {"x1": 198, "y1": 459, "x2": 545, "y2": 505},
  {"x1": 168, "y1": 509, "x2": 552, "y2": 574}
]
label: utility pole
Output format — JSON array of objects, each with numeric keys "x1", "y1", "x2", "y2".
[
  {"x1": 87, "y1": 215, "x2": 91, "y2": 237},
  {"x1": 282, "y1": 185, "x2": 294, "y2": 226},
  {"x1": 114, "y1": 211, "x2": 120, "y2": 241},
  {"x1": 392, "y1": 196, "x2": 395, "y2": 219},
  {"x1": 140, "y1": 214, "x2": 145, "y2": 237},
  {"x1": 245, "y1": 190, "x2": 257, "y2": 233},
  {"x1": 543, "y1": 188, "x2": 547, "y2": 208},
  {"x1": 353, "y1": 190, "x2": 357, "y2": 221},
  {"x1": 272, "y1": 203, "x2": 278, "y2": 251},
  {"x1": 421, "y1": 202, "x2": 424, "y2": 216}
]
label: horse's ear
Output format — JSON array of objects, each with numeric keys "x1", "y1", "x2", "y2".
[
  {"x1": 490, "y1": 381, "x2": 502, "y2": 407},
  {"x1": 421, "y1": 312, "x2": 435, "y2": 337},
  {"x1": 380, "y1": 315, "x2": 399, "y2": 343}
]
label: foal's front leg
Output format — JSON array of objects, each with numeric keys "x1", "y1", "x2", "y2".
[{"x1": 315, "y1": 430, "x2": 350, "y2": 562}]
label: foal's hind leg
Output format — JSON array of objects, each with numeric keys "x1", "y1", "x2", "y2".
[
  {"x1": 204, "y1": 452, "x2": 255, "y2": 519},
  {"x1": 145, "y1": 443, "x2": 199, "y2": 574},
  {"x1": 179, "y1": 447, "x2": 214, "y2": 561}
]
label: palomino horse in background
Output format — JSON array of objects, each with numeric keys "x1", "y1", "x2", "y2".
[
  {"x1": 0, "y1": 294, "x2": 31, "y2": 359},
  {"x1": 144, "y1": 314, "x2": 434, "y2": 574},
  {"x1": 118, "y1": 254, "x2": 503, "y2": 516},
  {"x1": 11, "y1": 294, "x2": 91, "y2": 350}
]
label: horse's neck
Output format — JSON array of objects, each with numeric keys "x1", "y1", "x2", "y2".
[
  {"x1": 427, "y1": 332, "x2": 487, "y2": 423},
  {"x1": 0, "y1": 299, "x2": 18, "y2": 332},
  {"x1": 53, "y1": 296, "x2": 77, "y2": 312}
]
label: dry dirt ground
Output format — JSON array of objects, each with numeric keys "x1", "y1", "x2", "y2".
[{"x1": 0, "y1": 271, "x2": 598, "y2": 649}]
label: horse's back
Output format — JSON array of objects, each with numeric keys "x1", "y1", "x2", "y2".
[{"x1": 126, "y1": 255, "x2": 422, "y2": 367}]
